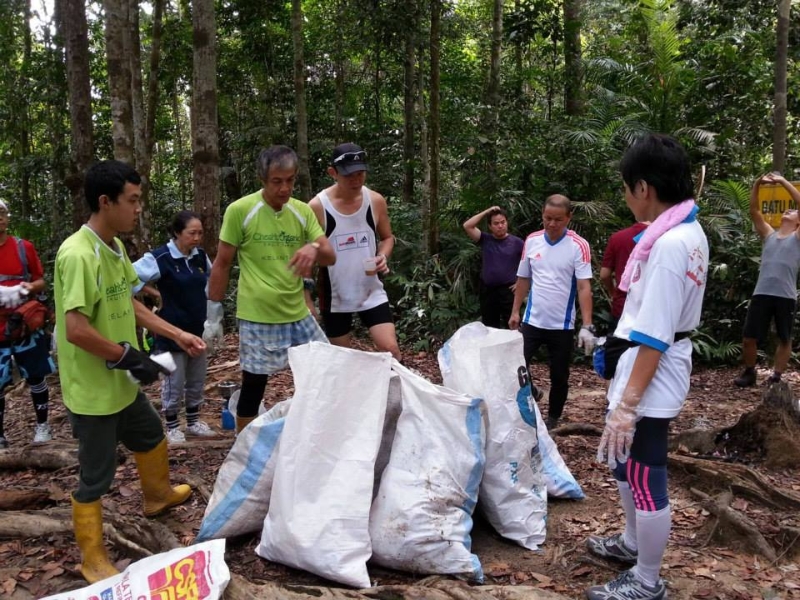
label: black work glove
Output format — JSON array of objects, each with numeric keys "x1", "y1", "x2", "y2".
[{"x1": 106, "y1": 342, "x2": 170, "y2": 385}]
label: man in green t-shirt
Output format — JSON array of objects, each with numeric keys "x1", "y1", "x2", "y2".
[
  {"x1": 207, "y1": 145, "x2": 335, "y2": 432},
  {"x1": 54, "y1": 160, "x2": 206, "y2": 584}
]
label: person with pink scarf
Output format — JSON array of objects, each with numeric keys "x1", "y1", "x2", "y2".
[{"x1": 585, "y1": 134, "x2": 708, "y2": 600}]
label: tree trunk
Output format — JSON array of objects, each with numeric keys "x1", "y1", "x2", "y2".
[
  {"x1": 482, "y1": 0, "x2": 502, "y2": 200},
  {"x1": 59, "y1": 0, "x2": 94, "y2": 230},
  {"x1": 103, "y1": 0, "x2": 136, "y2": 164},
  {"x1": 129, "y1": 0, "x2": 152, "y2": 251},
  {"x1": 418, "y1": 50, "x2": 430, "y2": 256},
  {"x1": 191, "y1": 0, "x2": 221, "y2": 255},
  {"x1": 402, "y1": 0, "x2": 418, "y2": 205},
  {"x1": 292, "y1": 0, "x2": 312, "y2": 201},
  {"x1": 563, "y1": 0, "x2": 584, "y2": 116},
  {"x1": 772, "y1": 0, "x2": 790, "y2": 173},
  {"x1": 18, "y1": 0, "x2": 32, "y2": 220},
  {"x1": 334, "y1": 0, "x2": 345, "y2": 140},
  {"x1": 427, "y1": 0, "x2": 441, "y2": 256}
]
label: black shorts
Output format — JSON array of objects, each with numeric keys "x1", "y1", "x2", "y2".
[
  {"x1": 322, "y1": 302, "x2": 393, "y2": 338},
  {"x1": 743, "y1": 294, "x2": 796, "y2": 343}
]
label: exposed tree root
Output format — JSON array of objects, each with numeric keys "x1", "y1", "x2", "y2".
[
  {"x1": 549, "y1": 423, "x2": 602, "y2": 437},
  {"x1": 689, "y1": 488, "x2": 777, "y2": 562},
  {"x1": 669, "y1": 453, "x2": 800, "y2": 511},
  {"x1": 0, "y1": 489, "x2": 55, "y2": 510}
]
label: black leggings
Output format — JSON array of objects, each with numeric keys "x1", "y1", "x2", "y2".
[{"x1": 237, "y1": 370, "x2": 268, "y2": 418}]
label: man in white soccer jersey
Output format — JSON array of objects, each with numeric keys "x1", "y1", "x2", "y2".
[{"x1": 509, "y1": 194, "x2": 594, "y2": 430}]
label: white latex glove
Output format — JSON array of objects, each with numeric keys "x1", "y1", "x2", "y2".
[
  {"x1": 577, "y1": 326, "x2": 596, "y2": 356},
  {"x1": 0, "y1": 284, "x2": 26, "y2": 309},
  {"x1": 597, "y1": 403, "x2": 637, "y2": 469},
  {"x1": 203, "y1": 300, "x2": 224, "y2": 354}
]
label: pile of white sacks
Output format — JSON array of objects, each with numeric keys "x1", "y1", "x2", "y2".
[{"x1": 197, "y1": 323, "x2": 583, "y2": 588}]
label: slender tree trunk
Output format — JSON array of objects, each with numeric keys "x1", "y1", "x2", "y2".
[
  {"x1": 172, "y1": 92, "x2": 187, "y2": 208},
  {"x1": 191, "y1": 0, "x2": 220, "y2": 255},
  {"x1": 563, "y1": 0, "x2": 584, "y2": 116},
  {"x1": 59, "y1": 0, "x2": 94, "y2": 230},
  {"x1": 418, "y1": 52, "x2": 430, "y2": 256},
  {"x1": 482, "y1": 0, "x2": 503, "y2": 200},
  {"x1": 772, "y1": 0, "x2": 790, "y2": 173},
  {"x1": 292, "y1": 0, "x2": 312, "y2": 201},
  {"x1": 334, "y1": 0, "x2": 345, "y2": 139},
  {"x1": 103, "y1": 0, "x2": 135, "y2": 164},
  {"x1": 402, "y1": 0, "x2": 418, "y2": 205},
  {"x1": 427, "y1": 0, "x2": 441, "y2": 256},
  {"x1": 19, "y1": 0, "x2": 32, "y2": 219},
  {"x1": 129, "y1": 0, "x2": 151, "y2": 250}
]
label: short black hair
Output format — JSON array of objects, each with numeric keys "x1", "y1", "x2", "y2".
[
  {"x1": 256, "y1": 146, "x2": 298, "y2": 180},
  {"x1": 620, "y1": 134, "x2": 693, "y2": 206},
  {"x1": 169, "y1": 210, "x2": 202, "y2": 239},
  {"x1": 84, "y1": 160, "x2": 141, "y2": 213},
  {"x1": 487, "y1": 207, "x2": 507, "y2": 222}
]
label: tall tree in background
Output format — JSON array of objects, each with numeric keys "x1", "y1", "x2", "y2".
[
  {"x1": 292, "y1": 0, "x2": 312, "y2": 201},
  {"x1": 191, "y1": 0, "x2": 220, "y2": 254},
  {"x1": 563, "y1": 0, "x2": 584, "y2": 116},
  {"x1": 427, "y1": 0, "x2": 441, "y2": 255},
  {"x1": 772, "y1": 0, "x2": 790, "y2": 173},
  {"x1": 482, "y1": 0, "x2": 503, "y2": 199},
  {"x1": 402, "y1": 0, "x2": 418, "y2": 205},
  {"x1": 17, "y1": 0, "x2": 33, "y2": 218},
  {"x1": 103, "y1": 0, "x2": 135, "y2": 164},
  {"x1": 59, "y1": 0, "x2": 94, "y2": 230}
]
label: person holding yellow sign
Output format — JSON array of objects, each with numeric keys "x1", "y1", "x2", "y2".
[{"x1": 734, "y1": 173, "x2": 800, "y2": 387}]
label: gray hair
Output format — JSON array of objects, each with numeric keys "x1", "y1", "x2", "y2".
[
  {"x1": 544, "y1": 194, "x2": 573, "y2": 214},
  {"x1": 256, "y1": 146, "x2": 298, "y2": 180}
]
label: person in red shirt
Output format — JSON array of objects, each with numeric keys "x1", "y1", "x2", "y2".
[
  {"x1": 600, "y1": 221, "x2": 649, "y2": 334},
  {"x1": 0, "y1": 199, "x2": 55, "y2": 448}
]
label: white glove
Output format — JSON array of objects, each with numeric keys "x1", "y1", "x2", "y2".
[
  {"x1": 203, "y1": 301, "x2": 224, "y2": 354},
  {"x1": 597, "y1": 403, "x2": 637, "y2": 469},
  {"x1": 0, "y1": 284, "x2": 27, "y2": 309},
  {"x1": 577, "y1": 326, "x2": 596, "y2": 356}
]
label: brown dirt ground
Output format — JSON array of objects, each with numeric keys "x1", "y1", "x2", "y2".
[{"x1": 0, "y1": 334, "x2": 798, "y2": 599}]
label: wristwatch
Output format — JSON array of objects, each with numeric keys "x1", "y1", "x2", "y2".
[
  {"x1": 583, "y1": 324, "x2": 596, "y2": 333},
  {"x1": 310, "y1": 242, "x2": 321, "y2": 250}
]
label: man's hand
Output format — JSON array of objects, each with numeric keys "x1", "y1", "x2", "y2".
[
  {"x1": 177, "y1": 331, "x2": 206, "y2": 357},
  {"x1": 578, "y1": 326, "x2": 596, "y2": 356},
  {"x1": 106, "y1": 342, "x2": 170, "y2": 385},
  {"x1": 375, "y1": 253, "x2": 390, "y2": 275},
  {"x1": 203, "y1": 301, "x2": 224, "y2": 354},
  {"x1": 288, "y1": 244, "x2": 318, "y2": 278},
  {"x1": 597, "y1": 403, "x2": 637, "y2": 469},
  {"x1": 508, "y1": 313, "x2": 521, "y2": 330}
]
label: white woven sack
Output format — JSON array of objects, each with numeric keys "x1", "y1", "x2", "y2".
[
  {"x1": 257, "y1": 342, "x2": 392, "y2": 588},
  {"x1": 197, "y1": 400, "x2": 290, "y2": 541},
  {"x1": 369, "y1": 361, "x2": 485, "y2": 582}
]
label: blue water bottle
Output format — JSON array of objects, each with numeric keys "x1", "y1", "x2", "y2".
[{"x1": 218, "y1": 381, "x2": 238, "y2": 431}]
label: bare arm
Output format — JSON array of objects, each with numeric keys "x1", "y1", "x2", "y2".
[
  {"x1": 20, "y1": 277, "x2": 46, "y2": 296},
  {"x1": 208, "y1": 241, "x2": 237, "y2": 302},
  {"x1": 463, "y1": 206, "x2": 500, "y2": 243},
  {"x1": 508, "y1": 276, "x2": 530, "y2": 330},
  {"x1": 576, "y1": 278, "x2": 593, "y2": 328},
  {"x1": 750, "y1": 175, "x2": 774, "y2": 240},
  {"x1": 65, "y1": 309, "x2": 127, "y2": 362},
  {"x1": 619, "y1": 345, "x2": 662, "y2": 410},
  {"x1": 599, "y1": 267, "x2": 615, "y2": 297},
  {"x1": 134, "y1": 298, "x2": 206, "y2": 356},
  {"x1": 372, "y1": 193, "x2": 395, "y2": 273}
]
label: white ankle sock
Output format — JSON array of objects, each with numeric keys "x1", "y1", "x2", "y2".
[
  {"x1": 617, "y1": 480, "x2": 638, "y2": 551},
  {"x1": 632, "y1": 505, "x2": 671, "y2": 587}
]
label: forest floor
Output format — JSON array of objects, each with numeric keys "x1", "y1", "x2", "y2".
[{"x1": 0, "y1": 333, "x2": 798, "y2": 600}]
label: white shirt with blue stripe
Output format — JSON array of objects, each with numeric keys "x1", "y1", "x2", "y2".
[
  {"x1": 608, "y1": 211, "x2": 708, "y2": 419},
  {"x1": 516, "y1": 229, "x2": 592, "y2": 330}
]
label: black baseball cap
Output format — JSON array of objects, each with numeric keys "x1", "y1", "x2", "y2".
[{"x1": 331, "y1": 143, "x2": 368, "y2": 176}]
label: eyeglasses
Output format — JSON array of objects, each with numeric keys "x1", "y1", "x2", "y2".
[{"x1": 333, "y1": 150, "x2": 366, "y2": 165}]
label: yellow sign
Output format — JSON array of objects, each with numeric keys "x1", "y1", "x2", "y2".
[{"x1": 758, "y1": 181, "x2": 800, "y2": 227}]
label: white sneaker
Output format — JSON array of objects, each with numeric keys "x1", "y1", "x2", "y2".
[
  {"x1": 33, "y1": 423, "x2": 52, "y2": 443},
  {"x1": 185, "y1": 421, "x2": 215, "y2": 437},
  {"x1": 166, "y1": 428, "x2": 186, "y2": 444}
]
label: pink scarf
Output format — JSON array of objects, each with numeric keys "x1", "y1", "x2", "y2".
[{"x1": 618, "y1": 199, "x2": 697, "y2": 292}]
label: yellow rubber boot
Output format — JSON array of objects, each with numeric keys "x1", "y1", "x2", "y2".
[
  {"x1": 235, "y1": 415, "x2": 256, "y2": 434},
  {"x1": 133, "y1": 439, "x2": 192, "y2": 517},
  {"x1": 71, "y1": 496, "x2": 120, "y2": 583}
]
